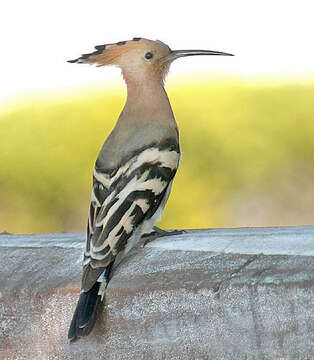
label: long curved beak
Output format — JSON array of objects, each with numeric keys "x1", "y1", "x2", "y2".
[{"x1": 163, "y1": 49, "x2": 234, "y2": 62}]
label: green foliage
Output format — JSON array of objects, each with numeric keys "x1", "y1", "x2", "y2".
[{"x1": 1, "y1": 79, "x2": 313, "y2": 233}]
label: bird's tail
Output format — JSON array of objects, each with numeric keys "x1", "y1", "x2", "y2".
[{"x1": 68, "y1": 281, "x2": 102, "y2": 342}]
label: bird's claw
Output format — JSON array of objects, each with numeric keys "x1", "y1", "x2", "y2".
[{"x1": 142, "y1": 227, "x2": 185, "y2": 247}]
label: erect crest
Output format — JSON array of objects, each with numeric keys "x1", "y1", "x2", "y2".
[{"x1": 67, "y1": 37, "x2": 143, "y2": 66}]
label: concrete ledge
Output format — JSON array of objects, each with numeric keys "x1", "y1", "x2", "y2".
[{"x1": 0, "y1": 226, "x2": 313, "y2": 359}]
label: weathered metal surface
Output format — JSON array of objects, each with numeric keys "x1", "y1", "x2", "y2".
[{"x1": 0, "y1": 226, "x2": 313, "y2": 359}]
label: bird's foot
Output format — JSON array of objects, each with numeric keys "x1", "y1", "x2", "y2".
[{"x1": 141, "y1": 226, "x2": 184, "y2": 247}]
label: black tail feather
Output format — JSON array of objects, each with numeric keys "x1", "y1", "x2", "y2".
[
  {"x1": 68, "y1": 282, "x2": 101, "y2": 342},
  {"x1": 68, "y1": 262, "x2": 114, "y2": 342}
]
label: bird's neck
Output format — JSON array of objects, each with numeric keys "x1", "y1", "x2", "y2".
[
  {"x1": 99, "y1": 75, "x2": 179, "y2": 169},
  {"x1": 121, "y1": 76, "x2": 175, "y2": 125}
]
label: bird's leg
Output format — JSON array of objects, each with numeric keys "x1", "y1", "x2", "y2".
[
  {"x1": 153, "y1": 226, "x2": 185, "y2": 237},
  {"x1": 141, "y1": 226, "x2": 185, "y2": 247}
]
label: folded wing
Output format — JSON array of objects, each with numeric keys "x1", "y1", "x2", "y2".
[{"x1": 82, "y1": 140, "x2": 180, "y2": 292}]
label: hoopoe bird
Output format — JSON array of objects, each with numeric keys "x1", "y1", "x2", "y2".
[{"x1": 67, "y1": 37, "x2": 233, "y2": 342}]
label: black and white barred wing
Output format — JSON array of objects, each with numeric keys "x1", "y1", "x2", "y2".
[
  {"x1": 84, "y1": 168, "x2": 110, "y2": 272},
  {"x1": 83, "y1": 143, "x2": 180, "y2": 286}
]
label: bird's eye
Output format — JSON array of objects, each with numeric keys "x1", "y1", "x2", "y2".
[{"x1": 145, "y1": 52, "x2": 153, "y2": 60}]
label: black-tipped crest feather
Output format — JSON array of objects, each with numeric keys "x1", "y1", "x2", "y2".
[{"x1": 67, "y1": 37, "x2": 143, "y2": 64}]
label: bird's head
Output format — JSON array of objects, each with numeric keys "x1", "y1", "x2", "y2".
[{"x1": 68, "y1": 37, "x2": 233, "y2": 84}]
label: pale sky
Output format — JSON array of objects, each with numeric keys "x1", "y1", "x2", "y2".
[{"x1": 1, "y1": 0, "x2": 314, "y2": 104}]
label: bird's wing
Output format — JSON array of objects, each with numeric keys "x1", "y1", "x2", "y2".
[
  {"x1": 82, "y1": 139, "x2": 180, "y2": 291},
  {"x1": 83, "y1": 166, "x2": 111, "y2": 269}
]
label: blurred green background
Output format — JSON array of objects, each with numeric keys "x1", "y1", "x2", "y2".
[{"x1": 1, "y1": 77, "x2": 313, "y2": 234}]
